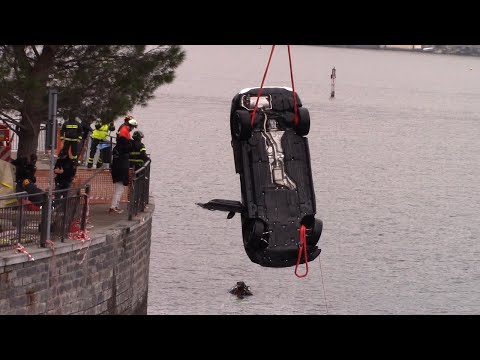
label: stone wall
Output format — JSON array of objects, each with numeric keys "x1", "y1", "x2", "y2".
[{"x1": 0, "y1": 203, "x2": 153, "y2": 315}]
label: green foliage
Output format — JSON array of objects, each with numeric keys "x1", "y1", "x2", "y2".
[{"x1": 0, "y1": 45, "x2": 186, "y2": 126}]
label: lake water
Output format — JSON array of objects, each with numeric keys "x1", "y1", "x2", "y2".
[{"x1": 132, "y1": 45, "x2": 480, "y2": 314}]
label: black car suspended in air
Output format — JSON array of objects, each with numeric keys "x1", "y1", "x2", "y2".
[{"x1": 198, "y1": 86, "x2": 323, "y2": 268}]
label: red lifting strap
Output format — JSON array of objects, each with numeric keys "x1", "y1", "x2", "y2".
[
  {"x1": 251, "y1": 45, "x2": 299, "y2": 127},
  {"x1": 294, "y1": 224, "x2": 309, "y2": 278}
]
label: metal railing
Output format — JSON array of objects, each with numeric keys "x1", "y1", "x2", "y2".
[
  {"x1": 2, "y1": 139, "x2": 151, "y2": 251},
  {"x1": 128, "y1": 160, "x2": 151, "y2": 221},
  {"x1": 79, "y1": 134, "x2": 115, "y2": 167},
  {"x1": 0, "y1": 191, "x2": 43, "y2": 250},
  {"x1": 48, "y1": 185, "x2": 90, "y2": 244},
  {"x1": 9, "y1": 124, "x2": 48, "y2": 153},
  {"x1": 0, "y1": 185, "x2": 90, "y2": 251}
]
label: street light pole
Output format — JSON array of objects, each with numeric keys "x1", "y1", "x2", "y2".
[{"x1": 46, "y1": 89, "x2": 58, "y2": 242}]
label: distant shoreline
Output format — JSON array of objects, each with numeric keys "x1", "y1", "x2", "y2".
[{"x1": 319, "y1": 45, "x2": 480, "y2": 57}]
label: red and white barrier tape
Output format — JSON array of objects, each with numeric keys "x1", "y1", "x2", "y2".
[
  {"x1": 0, "y1": 146, "x2": 11, "y2": 162},
  {"x1": 68, "y1": 195, "x2": 92, "y2": 244},
  {"x1": 68, "y1": 213, "x2": 92, "y2": 265},
  {"x1": 68, "y1": 220, "x2": 92, "y2": 244},
  {"x1": 16, "y1": 244, "x2": 35, "y2": 261},
  {"x1": 46, "y1": 239, "x2": 55, "y2": 251}
]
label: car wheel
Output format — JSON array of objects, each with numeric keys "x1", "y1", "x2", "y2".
[
  {"x1": 309, "y1": 218, "x2": 323, "y2": 246},
  {"x1": 243, "y1": 219, "x2": 266, "y2": 251},
  {"x1": 301, "y1": 215, "x2": 322, "y2": 246},
  {"x1": 295, "y1": 107, "x2": 310, "y2": 136},
  {"x1": 232, "y1": 110, "x2": 252, "y2": 140}
]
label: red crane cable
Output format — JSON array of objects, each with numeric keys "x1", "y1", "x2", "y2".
[
  {"x1": 251, "y1": 45, "x2": 276, "y2": 127},
  {"x1": 287, "y1": 45, "x2": 299, "y2": 126}
]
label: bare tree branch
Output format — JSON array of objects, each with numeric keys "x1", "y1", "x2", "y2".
[
  {"x1": 0, "y1": 111, "x2": 25, "y2": 129},
  {"x1": 12, "y1": 45, "x2": 32, "y2": 72},
  {"x1": 0, "y1": 88, "x2": 23, "y2": 108},
  {"x1": 0, "y1": 119, "x2": 19, "y2": 134},
  {"x1": 30, "y1": 45, "x2": 40, "y2": 59}
]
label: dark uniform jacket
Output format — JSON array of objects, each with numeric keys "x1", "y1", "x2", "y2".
[
  {"x1": 80, "y1": 120, "x2": 93, "y2": 140},
  {"x1": 129, "y1": 140, "x2": 149, "y2": 168},
  {"x1": 60, "y1": 119, "x2": 82, "y2": 142},
  {"x1": 111, "y1": 125, "x2": 133, "y2": 186},
  {"x1": 11, "y1": 156, "x2": 37, "y2": 187},
  {"x1": 54, "y1": 157, "x2": 77, "y2": 186},
  {"x1": 11, "y1": 156, "x2": 42, "y2": 203}
]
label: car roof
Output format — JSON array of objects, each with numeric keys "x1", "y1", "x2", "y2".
[{"x1": 239, "y1": 86, "x2": 293, "y2": 94}]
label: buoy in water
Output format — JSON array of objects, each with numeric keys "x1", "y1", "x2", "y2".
[{"x1": 330, "y1": 67, "x2": 336, "y2": 98}]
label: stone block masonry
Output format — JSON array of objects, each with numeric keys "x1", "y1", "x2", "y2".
[{"x1": 0, "y1": 200, "x2": 154, "y2": 315}]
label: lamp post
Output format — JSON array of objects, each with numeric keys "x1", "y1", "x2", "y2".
[{"x1": 46, "y1": 88, "x2": 58, "y2": 243}]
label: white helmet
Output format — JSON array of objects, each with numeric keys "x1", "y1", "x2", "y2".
[{"x1": 127, "y1": 118, "x2": 138, "y2": 127}]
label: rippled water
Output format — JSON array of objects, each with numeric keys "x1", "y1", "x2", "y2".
[{"x1": 132, "y1": 45, "x2": 480, "y2": 314}]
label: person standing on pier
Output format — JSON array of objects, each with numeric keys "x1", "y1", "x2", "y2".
[
  {"x1": 109, "y1": 117, "x2": 137, "y2": 214},
  {"x1": 87, "y1": 118, "x2": 115, "y2": 169},
  {"x1": 60, "y1": 115, "x2": 82, "y2": 161}
]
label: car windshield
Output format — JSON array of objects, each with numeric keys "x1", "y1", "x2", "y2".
[{"x1": 241, "y1": 94, "x2": 272, "y2": 111}]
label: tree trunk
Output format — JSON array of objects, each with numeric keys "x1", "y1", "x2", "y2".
[
  {"x1": 16, "y1": 45, "x2": 59, "y2": 159},
  {"x1": 17, "y1": 121, "x2": 40, "y2": 159}
]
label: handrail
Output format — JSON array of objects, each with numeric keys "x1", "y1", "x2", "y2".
[
  {"x1": 0, "y1": 191, "x2": 28, "y2": 200},
  {"x1": 134, "y1": 159, "x2": 151, "y2": 177},
  {"x1": 0, "y1": 185, "x2": 90, "y2": 251},
  {"x1": 128, "y1": 160, "x2": 151, "y2": 221}
]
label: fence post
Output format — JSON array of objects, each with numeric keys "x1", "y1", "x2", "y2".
[
  {"x1": 139, "y1": 170, "x2": 145, "y2": 213},
  {"x1": 17, "y1": 200, "x2": 24, "y2": 245},
  {"x1": 81, "y1": 185, "x2": 90, "y2": 231},
  {"x1": 61, "y1": 194, "x2": 68, "y2": 243},
  {"x1": 128, "y1": 181, "x2": 136, "y2": 221},
  {"x1": 146, "y1": 161, "x2": 150, "y2": 205},
  {"x1": 40, "y1": 195, "x2": 49, "y2": 247}
]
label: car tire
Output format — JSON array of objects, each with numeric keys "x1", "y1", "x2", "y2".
[
  {"x1": 232, "y1": 110, "x2": 252, "y2": 140},
  {"x1": 308, "y1": 218, "x2": 323, "y2": 246},
  {"x1": 295, "y1": 107, "x2": 310, "y2": 136},
  {"x1": 301, "y1": 215, "x2": 322, "y2": 246},
  {"x1": 243, "y1": 219, "x2": 266, "y2": 251}
]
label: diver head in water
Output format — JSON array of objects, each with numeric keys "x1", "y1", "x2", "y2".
[{"x1": 229, "y1": 281, "x2": 253, "y2": 299}]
